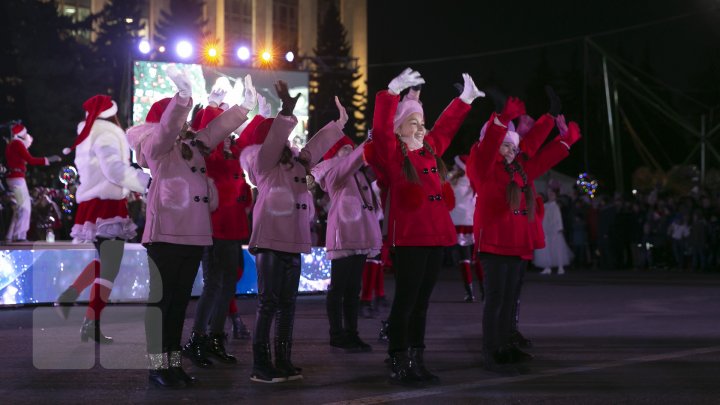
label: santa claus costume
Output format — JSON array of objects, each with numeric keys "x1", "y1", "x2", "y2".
[
  {"x1": 466, "y1": 97, "x2": 581, "y2": 374},
  {"x1": 448, "y1": 154, "x2": 482, "y2": 302},
  {"x1": 311, "y1": 115, "x2": 382, "y2": 353},
  {"x1": 54, "y1": 95, "x2": 150, "y2": 345},
  {"x1": 366, "y1": 69, "x2": 482, "y2": 386},
  {"x1": 4, "y1": 123, "x2": 61, "y2": 241},
  {"x1": 242, "y1": 81, "x2": 343, "y2": 383}
]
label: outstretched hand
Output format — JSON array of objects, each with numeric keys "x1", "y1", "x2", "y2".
[
  {"x1": 208, "y1": 88, "x2": 227, "y2": 107},
  {"x1": 334, "y1": 96, "x2": 349, "y2": 128},
  {"x1": 388, "y1": 68, "x2": 425, "y2": 95},
  {"x1": 459, "y1": 73, "x2": 485, "y2": 104},
  {"x1": 275, "y1": 80, "x2": 301, "y2": 116},
  {"x1": 257, "y1": 93, "x2": 271, "y2": 117},
  {"x1": 240, "y1": 75, "x2": 257, "y2": 111},
  {"x1": 166, "y1": 66, "x2": 192, "y2": 99},
  {"x1": 499, "y1": 96, "x2": 526, "y2": 126}
]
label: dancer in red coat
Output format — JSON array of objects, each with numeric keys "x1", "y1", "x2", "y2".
[
  {"x1": 366, "y1": 68, "x2": 483, "y2": 386},
  {"x1": 467, "y1": 97, "x2": 581, "y2": 374}
]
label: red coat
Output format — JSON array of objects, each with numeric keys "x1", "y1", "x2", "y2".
[
  {"x1": 5, "y1": 139, "x2": 48, "y2": 179},
  {"x1": 467, "y1": 114, "x2": 568, "y2": 257},
  {"x1": 367, "y1": 90, "x2": 470, "y2": 247},
  {"x1": 204, "y1": 111, "x2": 263, "y2": 241}
]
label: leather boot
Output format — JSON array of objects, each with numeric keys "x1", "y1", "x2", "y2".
[
  {"x1": 250, "y1": 343, "x2": 286, "y2": 383},
  {"x1": 206, "y1": 333, "x2": 237, "y2": 364},
  {"x1": 230, "y1": 314, "x2": 251, "y2": 339},
  {"x1": 408, "y1": 347, "x2": 439, "y2": 384},
  {"x1": 378, "y1": 319, "x2": 389, "y2": 343},
  {"x1": 463, "y1": 283, "x2": 475, "y2": 302},
  {"x1": 182, "y1": 331, "x2": 213, "y2": 368},
  {"x1": 509, "y1": 330, "x2": 533, "y2": 348},
  {"x1": 169, "y1": 350, "x2": 197, "y2": 387},
  {"x1": 54, "y1": 286, "x2": 79, "y2": 319},
  {"x1": 388, "y1": 350, "x2": 426, "y2": 387},
  {"x1": 80, "y1": 317, "x2": 113, "y2": 344},
  {"x1": 148, "y1": 353, "x2": 180, "y2": 388},
  {"x1": 275, "y1": 340, "x2": 303, "y2": 380}
]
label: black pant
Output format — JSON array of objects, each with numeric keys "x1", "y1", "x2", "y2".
[
  {"x1": 253, "y1": 249, "x2": 301, "y2": 345},
  {"x1": 511, "y1": 260, "x2": 528, "y2": 332},
  {"x1": 194, "y1": 239, "x2": 241, "y2": 334},
  {"x1": 326, "y1": 254, "x2": 367, "y2": 338},
  {"x1": 145, "y1": 242, "x2": 204, "y2": 354},
  {"x1": 480, "y1": 253, "x2": 525, "y2": 354},
  {"x1": 387, "y1": 246, "x2": 443, "y2": 354}
]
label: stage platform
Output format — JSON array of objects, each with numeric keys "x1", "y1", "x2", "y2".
[{"x1": 0, "y1": 241, "x2": 331, "y2": 306}]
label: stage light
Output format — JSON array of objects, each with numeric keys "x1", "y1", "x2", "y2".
[
  {"x1": 176, "y1": 40, "x2": 193, "y2": 59},
  {"x1": 125, "y1": 18, "x2": 134, "y2": 24},
  {"x1": 158, "y1": 45, "x2": 166, "y2": 53},
  {"x1": 261, "y1": 51, "x2": 272, "y2": 62},
  {"x1": 285, "y1": 51, "x2": 295, "y2": 62},
  {"x1": 138, "y1": 39, "x2": 151, "y2": 55},
  {"x1": 207, "y1": 47, "x2": 218, "y2": 58},
  {"x1": 236, "y1": 46, "x2": 250, "y2": 61}
]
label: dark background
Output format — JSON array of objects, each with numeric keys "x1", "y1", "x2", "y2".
[{"x1": 366, "y1": 0, "x2": 720, "y2": 193}]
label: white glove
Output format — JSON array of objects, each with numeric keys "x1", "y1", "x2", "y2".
[
  {"x1": 459, "y1": 73, "x2": 485, "y2": 104},
  {"x1": 208, "y1": 88, "x2": 227, "y2": 107},
  {"x1": 388, "y1": 68, "x2": 425, "y2": 95},
  {"x1": 257, "y1": 93, "x2": 271, "y2": 117},
  {"x1": 166, "y1": 66, "x2": 192, "y2": 99},
  {"x1": 334, "y1": 96, "x2": 349, "y2": 129},
  {"x1": 47, "y1": 155, "x2": 62, "y2": 163},
  {"x1": 240, "y1": 75, "x2": 257, "y2": 111}
]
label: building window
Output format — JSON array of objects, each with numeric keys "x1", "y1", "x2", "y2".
[
  {"x1": 58, "y1": 0, "x2": 91, "y2": 23},
  {"x1": 273, "y1": 0, "x2": 298, "y2": 53},
  {"x1": 225, "y1": 0, "x2": 253, "y2": 47}
]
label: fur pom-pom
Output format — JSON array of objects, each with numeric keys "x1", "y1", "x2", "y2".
[
  {"x1": 442, "y1": 182, "x2": 456, "y2": 211},
  {"x1": 397, "y1": 182, "x2": 424, "y2": 211},
  {"x1": 62, "y1": 147, "x2": 72, "y2": 155}
]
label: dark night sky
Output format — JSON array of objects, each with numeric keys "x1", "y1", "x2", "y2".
[{"x1": 366, "y1": 0, "x2": 720, "y2": 187}]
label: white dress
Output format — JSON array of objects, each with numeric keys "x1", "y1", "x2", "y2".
[{"x1": 533, "y1": 200, "x2": 573, "y2": 268}]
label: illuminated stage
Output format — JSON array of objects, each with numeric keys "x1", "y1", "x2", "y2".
[{"x1": 0, "y1": 242, "x2": 330, "y2": 306}]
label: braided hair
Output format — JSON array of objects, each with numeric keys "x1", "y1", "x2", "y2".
[
  {"x1": 504, "y1": 160, "x2": 536, "y2": 220},
  {"x1": 397, "y1": 136, "x2": 448, "y2": 184}
]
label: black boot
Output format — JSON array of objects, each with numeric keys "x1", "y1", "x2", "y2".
[
  {"x1": 408, "y1": 347, "x2": 439, "y2": 384},
  {"x1": 206, "y1": 333, "x2": 237, "y2": 364},
  {"x1": 506, "y1": 344, "x2": 534, "y2": 363},
  {"x1": 230, "y1": 314, "x2": 251, "y2": 339},
  {"x1": 148, "y1": 353, "x2": 181, "y2": 388},
  {"x1": 463, "y1": 283, "x2": 475, "y2": 302},
  {"x1": 275, "y1": 340, "x2": 303, "y2": 380},
  {"x1": 344, "y1": 331, "x2": 372, "y2": 353},
  {"x1": 388, "y1": 350, "x2": 426, "y2": 387},
  {"x1": 169, "y1": 350, "x2": 197, "y2": 387},
  {"x1": 182, "y1": 331, "x2": 213, "y2": 368},
  {"x1": 250, "y1": 343, "x2": 286, "y2": 383},
  {"x1": 509, "y1": 330, "x2": 532, "y2": 348},
  {"x1": 478, "y1": 283, "x2": 485, "y2": 302},
  {"x1": 80, "y1": 317, "x2": 113, "y2": 344},
  {"x1": 54, "y1": 286, "x2": 79, "y2": 319}
]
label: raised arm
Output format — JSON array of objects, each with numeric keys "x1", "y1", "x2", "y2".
[
  {"x1": 326, "y1": 143, "x2": 367, "y2": 190},
  {"x1": 93, "y1": 132, "x2": 150, "y2": 193},
  {"x1": 426, "y1": 73, "x2": 481, "y2": 155},
  {"x1": 524, "y1": 120, "x2": 581, "y2": 180}
]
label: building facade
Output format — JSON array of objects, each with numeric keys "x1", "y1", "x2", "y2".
[{"x1": 56, "y1": 0, "x2": 368, "y2": 100}]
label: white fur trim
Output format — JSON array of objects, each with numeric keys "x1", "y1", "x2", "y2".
[
  {"x1": 98, "y1": 101, "x2": 118, "y2": 119},
  {"x1": 70, "y1": 216, "x2": 137, "y2": 242},
  {"x1": 454, "y1": 155, "x2": 466, "y2": 171}
]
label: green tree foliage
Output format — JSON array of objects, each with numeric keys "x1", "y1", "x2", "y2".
[
  {"x1": 310, "y1": 2, "x2": 366, "y2": 139},
  {"x1": 0, "y1": 0, "x2": 99, "y2": 156},
  {"x1": 92, "y1": 0, "x2": 146, "y2": 125}
]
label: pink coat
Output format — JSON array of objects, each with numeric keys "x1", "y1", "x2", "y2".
[
  {"x1": 247, "y1": 116, "x2": 344, "y2": 254},
  {"x1": 141, "y1": 95, "x2": 249, "y2": 246},
  {"x1": 313, "y1": 144, "x2": 382, "y2": 257}
]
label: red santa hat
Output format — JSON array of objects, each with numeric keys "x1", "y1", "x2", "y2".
[
  {"x1": 145, "y1": 97, "x2": 172, "y2": 123},
  {"x1": 323, "y1": 135, "x2": 354, "y2": 160},
  {"x1": 393, "y1": 88, "x2": 424, "y2": 133},
  {"x1": 193, "y1": 106, "x2": 223, "y2": 131},
  {"x1": 244, "y1": 117, "x2": 274, "y2": 146},
  {"x1": 235, "y1": 115, "x2": 267, "y2": 150},
  {"x1": 11, "y1": 123, "x2": 28, "y2": 138},
  {"x1": 64, "y1": 95, "x2": 118, "y2": 154},
  {"x1": 454, "y1": 154, "x2": 468, "y2": 171}
]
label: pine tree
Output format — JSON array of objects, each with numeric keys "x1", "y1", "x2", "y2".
[
  {"x1": 309, "y1": 3, "x2": 366, "y2": 139},
  {"x1": 93, "y1": 0, "x2": 146, "y2": 125},
  {"x1": 0, "y1": 0, "x2": 100, "y2": 156},
  {"x1": 154, "y1": 0, "x2": 207, "y2": 50}
]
